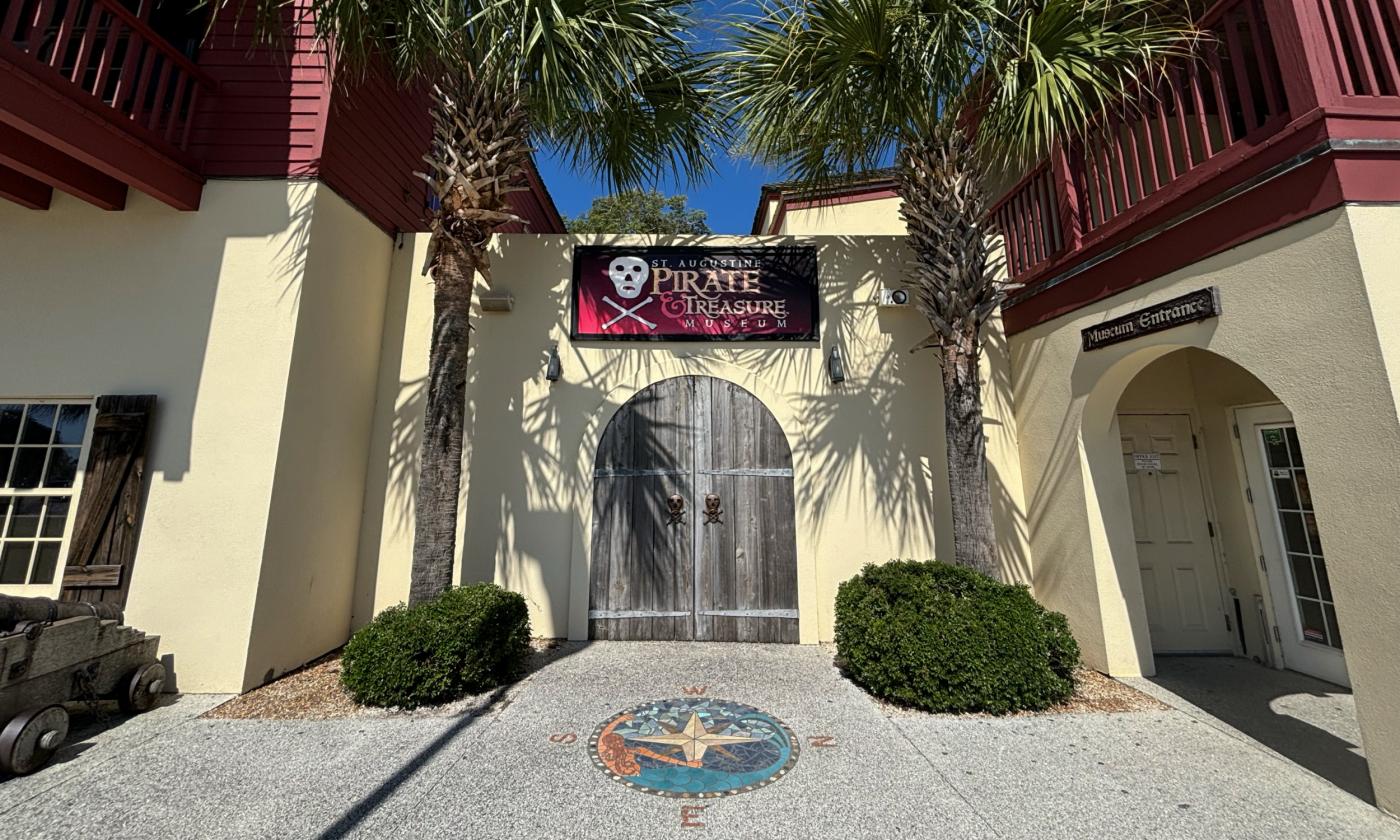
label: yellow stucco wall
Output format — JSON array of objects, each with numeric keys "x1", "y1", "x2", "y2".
[
  {"x1": 773, "y1": 197, "x2": 907, "y2": 235},
  {"x1": 354, "y1": 234, "x2": 1030, "y2": 642},
  {"x1": 1006, "y1": 204, "x2": 1400, "y2": 813},
  {"x1": 0, "y1": 181, "x2": 392, "y2": 692}
]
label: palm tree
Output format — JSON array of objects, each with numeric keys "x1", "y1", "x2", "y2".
[
  {"x1": 245, "y1": 0, "x2": 722, "y2": 603},
  {"x1": 726, "y1": 0, "x2": 1196, "y2": 576}
]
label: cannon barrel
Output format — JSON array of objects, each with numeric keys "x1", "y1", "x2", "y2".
[{"x1": 0, "y1": 594, "x2": 123, "y2": 632}]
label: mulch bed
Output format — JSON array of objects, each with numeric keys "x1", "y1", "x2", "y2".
[{"x1": 202, "y1": 639, "x2": 566, "y2": 721}]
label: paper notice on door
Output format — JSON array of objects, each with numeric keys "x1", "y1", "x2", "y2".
[{"x1": 1133, "y1": 452, "x2": 1163, "y2": 471}]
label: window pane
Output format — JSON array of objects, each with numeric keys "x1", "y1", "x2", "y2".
[
  {"x1": 43, "y1": 448, "x2": 79, "y2": 488},
  {"x1": 1272, "y1": 475, "x2": 1299, "y2": 510},
  {"x1": 28, "y1": 542, "x2": 60, "y2": 585},
  {"x1": 41, "y1": 497, "x2": 69, "y2": 538},
  {"x1": 1290, "y1": 554, "x2": 1319, "y2": 599},
  {"x1": 1316, "y1": 558, "x2": 1333, "y2": 602},
  {"x1": 1324, "y1": 604, "x2": 1344, "y2": 650},
  {"x1": 1298, "y1": 599, "x2": 1328, "y2": 645},
  {"x1": 1295, "y1": 469, "x2": 1313, "y2": 510},
  {"x1": 19, "y1": 404, "x2": 55, "y2": 444},
  {"x1": 0, "y1": 447, "x2": 10, "y2": 485},
  {"x1": 1262, "y1": 428, "x2": 1290, "y2": 468},
  {"x1": 54, "y1": 405, "x2": 90, "y2": 446},
  {"x1": 0, "y1": 405, "x2": 20, "y2": 443},
  {"x1": 9, "y1": 448, "x2": 45, "y2": 489},
  {"x1": 1286, "y1": 427, "x2": 1304, "y2": 467},
  {"x1": 1304, "y1": 512, "x2": 1323, "y2": 555},
  {"x1": 7, "y1": 497, "x2": 43, "y2": 538},
  {"x1": 1280, "y1": 511, "x2": 1310, "y2": 554},
  {"x1": 0, "y1": 543, "x2": 32, "y2": 583}
]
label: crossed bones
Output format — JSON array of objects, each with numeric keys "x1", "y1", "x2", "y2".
[{"x1": 602, "y1": 295, "x2": 657, "y2": 331}]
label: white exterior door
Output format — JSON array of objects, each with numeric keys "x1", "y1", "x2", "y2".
[
  {"x1": 1119, "y1": 414, "x2": 1234, "y2": 653},
  {"x1": 1236, "y1": 405, "x2": 1349, "y2": 687}
]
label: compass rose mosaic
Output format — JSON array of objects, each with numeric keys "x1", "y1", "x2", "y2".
[{"x1": 588, "y1": 698, "x2": 799, "y2": 798}]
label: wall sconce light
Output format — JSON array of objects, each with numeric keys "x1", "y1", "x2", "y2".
[
  {"x1": 545, "y1": 344, "x2": 562, "y2": 382},
  {"x1": 827, "y1": 343, "x2": 846, "y2": 384}
]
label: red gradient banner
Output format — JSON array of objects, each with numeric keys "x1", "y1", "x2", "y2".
[{"x1": 570, "y1": 246, "x2": 819, "y2": 341}]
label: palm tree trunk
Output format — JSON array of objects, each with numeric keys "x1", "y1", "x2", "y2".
[
  {"x1": 941, "y1": 329, "x2": 998, "y2": 578},
  {"x1": 409, "y1": 242, "x2": 478, "y2": 605},
  {"x1": 897, "y1": 129, "x2": 1006, "y2": 579}
]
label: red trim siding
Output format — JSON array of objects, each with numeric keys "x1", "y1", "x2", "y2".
[
  {"x1": 319, "y1": 73, "x2": 430, "y2": 233},
  {"x1": 1001, "y1": 148, "x2": 1398, "y2": 333},
  {"x1": 189, "y1": 6, "x2": 330, "y2": 177}
]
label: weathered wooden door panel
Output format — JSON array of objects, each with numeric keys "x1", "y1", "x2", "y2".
[
  {"x1": 589, "y1": 376, "x2": 798, "y2": 643},
  {"x1": 589, "y1": 377, "x2": 697, "y2": 641}
]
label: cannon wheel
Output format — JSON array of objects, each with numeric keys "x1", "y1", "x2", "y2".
[
  {"x1": 0, "y1": 705, "x2": 69, "y2": 776},
  {"x1": 118, "y1": 661, "x2": 166, "y2": 714}
]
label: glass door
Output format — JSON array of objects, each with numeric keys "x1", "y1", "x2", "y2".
[{"x1": 1236, "y1": 405, "x2": 1348, "y2": 686}]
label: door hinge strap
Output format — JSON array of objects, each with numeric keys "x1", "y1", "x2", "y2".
[
  {"x1": 698, "y1": 609, "x2": 798, "y2": 619},
  {"x1": 588, "y1": 610, "x2": 690, "y2": 619}
]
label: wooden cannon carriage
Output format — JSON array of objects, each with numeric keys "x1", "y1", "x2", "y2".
[{"x1": 0, "y1": 594, "x2": 164, "y2": 775}]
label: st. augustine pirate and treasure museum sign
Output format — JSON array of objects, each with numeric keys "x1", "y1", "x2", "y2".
[{"x1": 571, "y1": 246, "x2": 819, "y2": 341}]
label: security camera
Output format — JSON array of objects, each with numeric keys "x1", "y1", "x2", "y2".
[{"x1": 878, "y1": 288, "x2": 911, "y2": 307}]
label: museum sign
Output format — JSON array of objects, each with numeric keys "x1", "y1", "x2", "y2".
[
  {"x1": 1081, "y1": 287, "x2": 1222, "y2": 351},
  {"x1": 571, "y1": 246, "x2": 819, "y2": 341}
]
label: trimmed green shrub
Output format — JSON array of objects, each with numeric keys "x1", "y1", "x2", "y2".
[
  {"x1": 834, "y1": 561, "x2": 1079, "y2": 714},
  {"x1": 341, "y1": 583, "x2": 531, "y2": 708}
]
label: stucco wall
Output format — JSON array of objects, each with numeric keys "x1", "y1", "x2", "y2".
[
  {"x1": 355, "y1": 234, "x2": 1030, "y2": 642},
  {"x1": 241, "y1": 185, "x2": 394, "y2": 689},
  {"x1": 1007, "y1": 204, "x2": 1400, "y2": 813},
  {"x1": 0, "y1": 181, "x2": 391, "y2": 692},
  {"x1": 774, "y1": 197, "x2": 906, "y2": 235}
]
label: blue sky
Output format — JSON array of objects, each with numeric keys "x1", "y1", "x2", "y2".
[
  {"x1": 534, "y1": 0, "x2": 782, "y2": 235},
  {"x1": 535, "y1": 151, "x2": 782, "y2": 235}
]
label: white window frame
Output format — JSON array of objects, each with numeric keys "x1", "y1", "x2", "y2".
[{"x1": 0, "y1": 397, "x2": 97, "y2": 598}]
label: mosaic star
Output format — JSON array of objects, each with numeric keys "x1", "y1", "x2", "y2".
[{"x1": 631, "y1": 712, "x2": 763, "y2": 763}]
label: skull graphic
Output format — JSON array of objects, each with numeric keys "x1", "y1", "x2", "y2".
[{"x1": 607, "y1": 256, "x2": 650, "y2": 299}]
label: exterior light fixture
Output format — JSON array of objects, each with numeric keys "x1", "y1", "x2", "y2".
[
  {"x1": 827, "y1": 344, "x2": 846, "y2": 384},
  {"x1": 545, "y1": 344, "x2": 562, "y2": 382}
]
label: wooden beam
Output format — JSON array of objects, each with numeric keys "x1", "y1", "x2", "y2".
[
  {"x1": 0, "y1": 122, "x2": 127, "y2": 210},
  {"x1": 0, "y1": 49, "x2": 202, "y2": 210},
  {"x1": 0, "y1": 162, "x2": 51, "y2": 209},
  {"x1": 61, "y1": 564, "x2": 122, "y2": 588}
]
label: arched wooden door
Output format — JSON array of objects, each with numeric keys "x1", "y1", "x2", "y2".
[{"x1": 589, "y1": 377, "x2": 799, "y2": 642}]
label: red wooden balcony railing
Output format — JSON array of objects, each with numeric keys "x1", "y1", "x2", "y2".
[
  {"x1": 1, "y1": 0, "x2": 216, "y2": 154},
  {"x1": 991, "y1": 0, "x2": 1400, "y2": 288}
]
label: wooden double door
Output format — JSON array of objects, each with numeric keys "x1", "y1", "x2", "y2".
[{"x1": 588, "y1": 377, "x2": 799, "y2": 643}]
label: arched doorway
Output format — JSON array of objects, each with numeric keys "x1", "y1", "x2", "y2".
[
  {"x1": 587, "y1": 376, "x2": 799, "y2": 642},
  {"x1": 1110, "y1": 348, "x2": 1348, "y2": 686}
]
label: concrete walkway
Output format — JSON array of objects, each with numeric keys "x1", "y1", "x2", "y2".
[{"x1": 1, "y1": 644, "x2": 1397, "y2": 840}]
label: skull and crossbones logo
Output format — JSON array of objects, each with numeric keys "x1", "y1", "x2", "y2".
[{"x1": 602, "y1": 257, "x2": 657, "y2": 330}]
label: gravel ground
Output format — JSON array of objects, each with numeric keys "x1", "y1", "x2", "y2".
[{"x1": 207, "y1": 641, "x2": 1160, "y2": 721}]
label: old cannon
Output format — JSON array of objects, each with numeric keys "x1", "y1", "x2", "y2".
[{"x1": 0, "y1": 594, "x2": 164, "y2": 775}]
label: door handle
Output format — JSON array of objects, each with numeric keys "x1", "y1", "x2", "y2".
[
  {"x1": 704, "y1": 493, "x2": 723, "y2": 524},
  {"x1": 667, "y1": 494, "x2": 685, "y2": 524}
]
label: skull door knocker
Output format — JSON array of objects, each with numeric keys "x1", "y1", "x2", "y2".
[
  {"x1": 703, "y1": 494, "x2": 723, "y2": 525},
  {"x1": 666, "y1": 494, "x2": 686, "y2": 525}
]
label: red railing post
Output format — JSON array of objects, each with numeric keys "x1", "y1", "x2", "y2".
[
  {"x1": 1050, "y1": 142, "x2": 1084, "y2": 253},
  {"x1": 1260, "y1": 0, "x2": 1344, "y2": 113}
]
